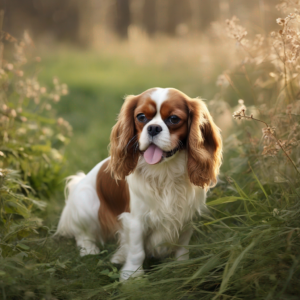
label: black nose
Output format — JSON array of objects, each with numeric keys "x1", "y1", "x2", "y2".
[{"x1": 147, "y1": 124, "x2": 162, "y2": 137}]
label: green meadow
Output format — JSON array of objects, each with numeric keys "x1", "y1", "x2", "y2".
[{"x1": 1, "y1": 15, "x2": 300, "y2": 300}]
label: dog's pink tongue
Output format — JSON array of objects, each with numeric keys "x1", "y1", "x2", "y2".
[{"x1": 144, "y1": 144, "x2": 163, "y2": 165}]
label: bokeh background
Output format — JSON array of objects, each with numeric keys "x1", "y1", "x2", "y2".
[
  {"x1": 2, "y1": 1, "x2": 300, "y2": 299},
  {"x1": 1, "y1": 0, "x2": 280, "y2": 173}
]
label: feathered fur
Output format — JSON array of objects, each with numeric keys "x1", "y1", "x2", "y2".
[{"x1": 55, "y1": 88, "x2": 222, "y2": 280}]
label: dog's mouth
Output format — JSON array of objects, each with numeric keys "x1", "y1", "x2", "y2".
[{"x1": 142, "y1": 144, "x2": 180, "y2": 165}]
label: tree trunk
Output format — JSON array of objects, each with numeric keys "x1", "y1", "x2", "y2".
[
  {"x1": 143, "y1": 0, "x2": 156, "y2": 36},
  {"x1": 114, "y1": 0, "x2": 131, "y2": 39}
]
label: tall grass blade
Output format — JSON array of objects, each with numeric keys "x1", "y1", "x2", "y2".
[{"x1": 218, "y1": 239, "x2": 256, "y2": 296}]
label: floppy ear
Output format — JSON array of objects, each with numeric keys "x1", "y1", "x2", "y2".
[
  {"x1": 187, "y1": 98, "x2": 222, "y2": 188},
  {"x1": 108, "y1": 95, "x2": 139, "y2": 180}
]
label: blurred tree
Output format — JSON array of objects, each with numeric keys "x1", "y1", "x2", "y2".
[
  {"x1": 114, "y1": 0, "x2": 131, "y2": 38},
  {"x1": 2, "y1": 0, "x2": 79, "y2": 42},
  {"x1": 156, "y1": 0, "x2": 191, "y2": 35},
  {"x1": 143, "y1": 0, "x2": 156, "y2": 36},
  {"x1": 0, "y1": 0, "x2": 280, "y2": 44},
  {"x1": 190, "y1": 0, "x2": 220, "y2": 31}
]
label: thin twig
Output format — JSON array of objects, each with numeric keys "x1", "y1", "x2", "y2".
[
  {"x1": 238, "y1": 114, "x2": 300, "y2": 176},
  {"x1": 281, "y1": 35, "x2": 293, "y2": 103}
]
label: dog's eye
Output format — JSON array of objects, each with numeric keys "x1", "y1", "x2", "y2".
[
  {"x1": 168, "y1": 115, "x2": 181, "y2": 125},
  {"x1": 137, "y1": 113, "x2": 147, "y2": 123}
]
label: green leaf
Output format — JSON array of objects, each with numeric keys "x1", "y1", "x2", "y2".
[
  {"x1": 31, "y1": 143, "x2": 51, "y2": 154},
  {"x1": 218, "y1": 240, "x2": 256, "y2": 295},
  {"x1": 5, "y1": 201, "x2": 30, "y2": 218},
  {"x1": 16, "y1": 243, "x2": 30, "y2": 251},
  {"x1": 100, "y1": 269, "x2": 110, "y2": 275},
  {"x1": 22, "y1": 112, "x2": 56, "y2": 124},
  {"x1": 249, "y1": 164, "x2": 270, "y2": 206}
]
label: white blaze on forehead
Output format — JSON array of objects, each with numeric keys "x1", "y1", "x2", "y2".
[
  {"x1": 138, "y1": 88, "x2": 172, "y2": 152},
  {"x1": 150, "y1": 88, "x2": 170, "y2": 113}
]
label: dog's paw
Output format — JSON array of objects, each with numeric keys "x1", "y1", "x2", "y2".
[
  {"x1": 111, "y1": 249, "x2": 126, "y2": 265},
  {"x1": 120, "y1": 264, "x2": 144, "y2": 282},
  {"x1": 175, "y1": 247, "x2": 189, "y2": 261},
  {"x1": 79, "y1": 245, "x2": 100, "y2": 257}
]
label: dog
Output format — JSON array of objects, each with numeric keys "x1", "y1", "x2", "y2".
[{"x1": 55, "y1": 88, "x2": 222, "y2": 281}]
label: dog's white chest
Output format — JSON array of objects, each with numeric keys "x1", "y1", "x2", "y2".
[{"x1": 128, "y1": 155, "x2": 205, "y2": 257}]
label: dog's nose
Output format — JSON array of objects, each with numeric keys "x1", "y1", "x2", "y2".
[{"x1": 147, "y1": 124, "x2": 162, "y2": 137}]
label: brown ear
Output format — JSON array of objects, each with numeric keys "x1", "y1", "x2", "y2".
[
  {"x1": 187, "y1": 98, "x2": 222, "y2": 188},
  {"x1": 108, "y1": 95, "x2": 139, "y2": 180}
]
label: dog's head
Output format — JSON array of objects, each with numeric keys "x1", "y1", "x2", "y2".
[{"x1": 108, "y1": 88, "x2": 222, "y2": 188}]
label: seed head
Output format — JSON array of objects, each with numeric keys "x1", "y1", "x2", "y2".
[{"x1": 276, "y1": 18, "x2": 285, "y2": 26}]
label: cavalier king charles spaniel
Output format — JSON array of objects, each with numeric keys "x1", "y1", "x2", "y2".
[{"x1": 56, "y1": 88, "x2": 222, "y2": 281}]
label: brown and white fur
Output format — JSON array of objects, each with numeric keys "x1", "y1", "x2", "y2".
[{"x1": 55, "y1": 88, "x2": 222, "y2": 281}]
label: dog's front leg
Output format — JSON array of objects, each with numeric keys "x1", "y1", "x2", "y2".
[
  {"x1": 120, "y1": 210, "x2": 145, "y2": 281},
  {"x1": 175, "y1": 227, "x2": 193, "y2": 261}
]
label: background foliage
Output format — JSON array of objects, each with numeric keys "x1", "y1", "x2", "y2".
[{"x1": 1, "y1": 1, "x2": 300, "y2": 300}]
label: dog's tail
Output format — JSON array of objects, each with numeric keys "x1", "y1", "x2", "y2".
[
  {"x1": 64, "y1": 172, "x2": 86, "y2": 199},
  {"x1": 54, "y1": 172, "x2": 86, "y2": 237}
]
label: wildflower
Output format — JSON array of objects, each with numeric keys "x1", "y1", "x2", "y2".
[
  {"x1": 15, "y1": 70, "x2": 24, "y2": 77},
  {"x1": 53, "y1": 77, "x2": 59, "y2": 85},
  {"x1": 45, "y1": 104, "x2": 52, "y2": 110},
  {"x1": 286, "y1": 104, "x2": 293, "y2": 114},
  {"x1": 20, "y1": 116, "x2": 27, "y2": 122},
  {"x1": 42, "y1": 127, "x2": 53, "y2": 137},
  {"x1": 233, "y1": 100, "x2": 248, "y2": 120},
  {"x1": 57, "y1": 117, "x2": 64, "y2": 125},
  {"x1": 262, "y1": 145, "x2": 279, "y2": 157},
  {"x1": 0, "y1": 151, "x2": 5, "y2": 157},
  {"x1": 1, "y1": 116, "x2": 9, "y2": 123},
  {"x1": 16, "y1": 128, "x2": 26, "y2": 135},
  {"x1": 40, "y1": 87, "x2": 46, "y2": 94},
  {"x1": 226, "y1": 17, "x2": 248, "y2": 43},
  {"x1": 33, "y1": 83, "x2": 40, "y2": 91},
  {"x1": 289, "y1": 13, "x2": 296, "y2": 19},
  {"x1": 276, "y1": 18, "x2": 285, "y2": 26},
  {"x1": 10, "y1": 109, "x2": 17, "y2": 118},
  {"x1": 50, "y1": 149, "x2": 63, "y2": 162},
  {"x1": 53, "y1": 95, "x2": 60, "y2": 102},
  {"x1": 216, "y1": 74, "x2": 229, "y2": 88},
  {"x1": 6, "y1": 63, "x2": 14, "y2": 71},
  {"x1": 262, "y1": 127, "x2": 275, "y2": 139}
]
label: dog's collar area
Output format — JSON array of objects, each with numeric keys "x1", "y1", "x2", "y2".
[{"x1": 163, "y1": 147, "x2": 180, "y2": 158}]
